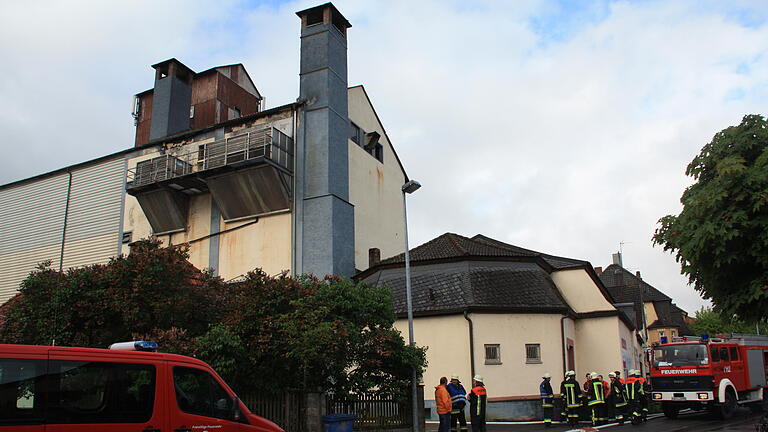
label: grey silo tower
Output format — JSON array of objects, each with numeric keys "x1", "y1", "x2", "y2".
[{"x1": 294, "y1": 3, "x2": 355, "y2": 277}]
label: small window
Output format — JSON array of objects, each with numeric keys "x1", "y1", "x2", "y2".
[
  {"x1": 719, "y1": 347, "x2": 729, "y2": 362},
  {"x1": 659, "y1": 331, "x2": 665, "y2": 338},
  {"x1": 374, "y1": 143, "x2": 384, "y2": 163},
  {"x1": 484, "y1": 344, "x2": 501, "y2": 365},
  {"x1": 729, "y1": 347, "x2": 739, "y2": 361},
  {"x1": 233, "y1": 107, "x2": 241, "y2": 119},
  {"x1": 173, "y1": 367, "x2": 238, "y2": 421},
  {"x1": 671, "y1": 330, "x2": 677, "y2": 337},
  {"x1": 122, "y1": 231, "x2": 132, "y2": 245},
  {"x1": 525, "y1": 344, "x2": 541, "y2": 364},
  {"x1": 189, "y1": 106, "x2": 195, "y2": 119},
  {"x1": 349, "y1": 122, "x2": 362, "y2": 144},
  {"x1": 711, "y1": 346, "x2": 720, "y2": 363}
]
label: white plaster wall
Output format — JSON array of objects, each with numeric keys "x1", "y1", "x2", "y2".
[
  {"x1": 550, "y1": 269, "x2": 614, "y2": 313},
  {"x1": 574, "y1": 316, "x2": 623, "y2": 381},
  {"x1": 471, "y1": 313, "x2": 566, "y2": 397},
  {"x1": 347, "y1": 86, "x2": 406, "y2": 270},
  {"x1": 396, "y1": 315, "x2": 472, "y2": 392}
]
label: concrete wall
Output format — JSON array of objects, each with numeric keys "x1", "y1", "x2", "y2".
[
  {"x1": 347, "y1": 86, "x2": 406, "y2": 270},
  {"x1": 550, "y1": 269, "x2": 614, "y2": 313}
]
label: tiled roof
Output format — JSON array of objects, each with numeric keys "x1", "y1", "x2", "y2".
[
  {"x1": 600, "y1": 265, "x2": 672, "y2": 302},
  {"x1": 376, "y1": 233, "x2": 587, "y2": 270},
  {"x1": 370, "y1": 266, "x2": 569, "y2": 316}
]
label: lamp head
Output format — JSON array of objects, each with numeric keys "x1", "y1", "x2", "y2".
[{"x1": 402, "y1": 180, "x2": 421, "y2": 194}]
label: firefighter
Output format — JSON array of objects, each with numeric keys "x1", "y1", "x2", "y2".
[
  {"x1": 639, "y1": 372, "x2": 650, "y2": 422},
  {"x1": 539, "y1": 373, "x2": 554, "y2": 427},
  {"x1": 447, "y1": 374, "x2": 469, "y2": 432},
  {"x1": 608, "y1": 372, "x2": 627, "y2": 423},
  {"x1": 625, "y1": 369, "x2": 643, "y2": 425},
  {"x1": 469, "y1": 375, "x2": 487, "y2": 432},
  {"x1": 614, "y1": 370, "x2": 624, "y2": 385},
  {"x1": 559, "y1": 370, "x2": 580, "y2": 427},
  {"x1": 585, "y1": 372, "x2": 606, "y2": 426}
]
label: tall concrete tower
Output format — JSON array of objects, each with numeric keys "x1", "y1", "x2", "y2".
[{"x1": 295, "y1": 3, "x2": 355, "y2": 277}]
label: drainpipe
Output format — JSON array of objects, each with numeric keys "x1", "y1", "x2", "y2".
[
  {"x1": 463, "y1": 309, "x2": 475, "y2": 378},
  {"x1": 560, "y1": 315, "x2": 568, "y2": 378}
]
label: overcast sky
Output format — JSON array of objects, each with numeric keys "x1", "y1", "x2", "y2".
[{"x1": 2, "y1": 0, "x2": 767, "y2": 314}]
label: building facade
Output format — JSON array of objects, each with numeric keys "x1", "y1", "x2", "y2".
[
  {"x1": 597, "y1": 261, "x2": 693, "y2": 346},
  {"x1": 357, "y1": 233, "x2": 645, "y2": 421},
  {"x1": 0, "y1": 3, "x2": 409, "y2": 303}
]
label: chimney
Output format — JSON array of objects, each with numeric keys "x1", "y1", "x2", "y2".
[
  {"x1": 295, "y1": 3, "x2": 355, "y2": 277},
  {"x1": 636, "y1": 271, "x2": 642, "y2": 279},
  {"x1": 612, "y1": 252, "x2": 623, "y2": 267},
  {"x1": 369, "y1": 248, "x2": 381, "y2": 268},
  {"x1": 149, "y1": 58, "x2": 194, "y2": 141},
  {"x1": 594, "y1": 266, "x2": 603, "y2": 275}
]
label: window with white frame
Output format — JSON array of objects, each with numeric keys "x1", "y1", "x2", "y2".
[
  {"x1": 484, "y1": 344, "x2": 501, "y2": 365},
  {"x1": 525, "y1": 344, "x2": 541, "y2": 364}
]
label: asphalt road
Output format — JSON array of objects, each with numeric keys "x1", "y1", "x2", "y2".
[{"x1": 426, "y1": 407, "x2": 767, "y2": 431}]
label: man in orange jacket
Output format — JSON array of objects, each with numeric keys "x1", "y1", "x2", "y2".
[{"x1": 435, "y1": 377, "x2": 452, "y2": 432}]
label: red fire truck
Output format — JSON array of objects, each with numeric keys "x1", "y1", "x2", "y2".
[{"x1": 650, "y1": 334, "x2": 768, "y2": 419}]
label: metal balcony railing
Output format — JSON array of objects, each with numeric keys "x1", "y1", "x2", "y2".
[{"x1": 127, "y1": 127, "x2": 294, "y2": 188}]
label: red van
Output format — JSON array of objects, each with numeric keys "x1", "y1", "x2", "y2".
[{"x1": 0, "y1": 342, "x2": 283, "y2": 431}]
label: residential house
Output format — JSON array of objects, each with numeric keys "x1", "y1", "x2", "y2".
[{"x1": 357, "y1": 233, "x2": 644, "y2": 421}]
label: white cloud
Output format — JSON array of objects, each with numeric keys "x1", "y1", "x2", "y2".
[{"x1": 3, "y1": 0, "x2": 767, "y2": 313}]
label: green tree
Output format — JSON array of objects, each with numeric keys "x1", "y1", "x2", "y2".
[
  {"x1": 654, "y1": 114, "x2": 768, "y2": 322},
  {"x1": 689, "y1": 307, "x2": 755, "y2": 336}
]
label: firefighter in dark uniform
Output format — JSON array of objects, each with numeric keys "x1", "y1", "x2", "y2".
[
  {"x1": 625, "y1": 369, "x2": 643, "y2": 424},
  {"x1": 585, "y1": 372, "x2": 606, "y2": 426},
  {"x1": 539, "y1": 373, "x2": 554, "y2": 427},
  {"x1": 640, "y1": 372, "x2": 650, "y2": 421},
  {"x1": 608, "y1": 372, "x2": 627, "y2": 423},
  {"x1": 447, "y1": 374, "x2": 469, "y2": 432},
  {"x1": 559, "y1": 370, "x2": 580, "y2": 427},
  {"x1": 469, "y1": 375, "x2": 487, "y2": 432}
]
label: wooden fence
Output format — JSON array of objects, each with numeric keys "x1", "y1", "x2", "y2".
[
  {"x1": 241, "y1": 390, "x2": 306, "y2": 432},
  {"x1": 326, "y1": 393, "x2": 411, "y2": 430}
]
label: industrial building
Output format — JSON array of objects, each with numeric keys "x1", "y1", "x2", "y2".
[{"x1": 0, "y1": 3, "x2": 409, "y2": 301}]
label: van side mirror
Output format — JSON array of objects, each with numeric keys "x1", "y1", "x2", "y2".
[{"x1": 232, "y1": 396, "x2": 241, "y2": 421}]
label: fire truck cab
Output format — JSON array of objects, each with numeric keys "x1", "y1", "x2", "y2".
[{"x1": 650, "y1": 334, "x2": 768, "y2": 419}]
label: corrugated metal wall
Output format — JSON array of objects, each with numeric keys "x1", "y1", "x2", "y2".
[{"x1": 0, "y1": 156, "x2": 126, "y2": 303}]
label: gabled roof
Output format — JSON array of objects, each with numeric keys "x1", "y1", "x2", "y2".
[{"x1": 600, "y1": 264, "x2": 672, "y2": 302}]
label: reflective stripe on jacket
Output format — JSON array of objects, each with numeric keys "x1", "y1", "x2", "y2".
[{"x1": 587, "y1": 380, "x2": 605, "y2": 406}]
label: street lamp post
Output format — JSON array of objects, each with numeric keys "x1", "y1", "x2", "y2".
[{"x1": 402, "y1": 179, "x2": 421, "y2": 432}]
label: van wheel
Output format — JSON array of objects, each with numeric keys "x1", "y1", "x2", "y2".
[
  {"x1": 662, "y1": 403, "x2": 679, "y2": 419},
  {"x1": 716, "y1": 388, "x2": 736, "y2": 420}
]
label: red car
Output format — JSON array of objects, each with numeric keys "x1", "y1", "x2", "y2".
[{"x1": 0, "y1": 341, "x2": 283, "y2": 432}]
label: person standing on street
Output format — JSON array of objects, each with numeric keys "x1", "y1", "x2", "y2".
[
  {"x1": 469, "y1": 375, "x2": 487, "y2": 432},
  {"x1": 585, "y1": 372, "x2": 606, "y2": 426},
  {"x1": 625, "y1": 369, "x2": 642, "y2": 424},
  {"x1": 540, "y1": 373, "x2": 555, "y2": 427},
  {"x1": 447, "y1": 374, "x2": 469, "y2": 432},
  {"x1": 559, "y1": 370, "x2": 580, "y2": 427},
  {"x1": 435, "y1": 377, "x2": 452, "y2": 432},
  {"x1": 608, "y1": 372, "x2": 627, "y2": 423}
]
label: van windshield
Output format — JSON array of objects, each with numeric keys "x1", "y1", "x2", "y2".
[{"x1": 654, "y1": 344, "x2": 709, "y2": 367}]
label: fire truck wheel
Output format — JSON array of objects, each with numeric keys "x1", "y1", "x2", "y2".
[
  {"x1": 715, "y1": 388, "x2": 737, "y2": 420},
  {"x1": 662, "y1": 403, "x2": 679, "y2": 419}
]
